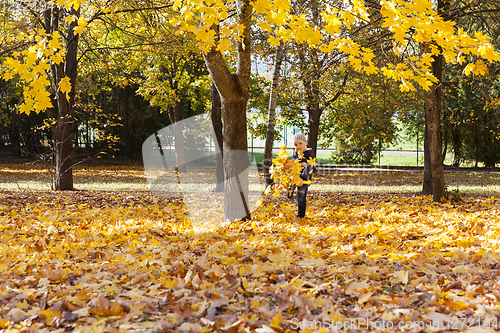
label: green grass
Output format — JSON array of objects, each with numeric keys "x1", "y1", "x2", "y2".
[
  {"x1": 251, "y1": 151, "x2": 468, "y2": 168},
  {"x1": 373, "y1": 154, "x2": 426, "y2": 167},
  {"x1": 249, "y1": 152, "x2": 332, "y2": 165}
]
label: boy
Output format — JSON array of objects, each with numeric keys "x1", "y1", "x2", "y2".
[{"x1": 292, "y1": 133, "x2": 315, "y2": 218}]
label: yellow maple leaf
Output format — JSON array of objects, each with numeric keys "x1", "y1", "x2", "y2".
[
  {"x1": 3, "y1": 57, "x2": 21, "y2": 71},
  {"x1": 463, "y1": 63, "x2": 475, "y2": 76},
  {"x1": 270, "y1": 311, "x2": 284, "y2": 329},
  {"x1": 38, "y1": 308, "x2": 61, "y2": 321},
  {"x1": 473, "y1": 60, "x2": 488, "y2": 75},
  {"x1": 35, "y1": 90, "x2": 54, "y2": 112},
  {"x1": 258, "y1": 21, "x2": 272, "y2": 32},
  {"x1": 216, "y1": 38, "x2": 231, "y2": 52},
  {"x1": 363, "y1": 64, "x2": 378, "y2": 75},
  {"x1": 268, "y1": 35, "x2": 280, "y2": 47},
  {"x1": 19, "y1": 102, "x2": 33, "y2": 115},
  {"x1": 73, "y1": 18, "x2": 88, "y2": 36},
  {"x1": 48, "y1": 31, "x2": 62, "y2": 50},
  {"x1": 254, "y1": 0, "x2": 272, "y2": 13},
  {"x1": 50, "y1": 50, "x2": 65, "y2": 64},
  {"x1": 58, "y1": 76, "x2": 72, "y2": 101}
]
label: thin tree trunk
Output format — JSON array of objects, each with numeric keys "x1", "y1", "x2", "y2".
[
  {"x1": 9, "y1": 109, "x2": 21, "y2": 157},
  {"x1": 166, "y1": 104, "x2": 187, "y2": 173},
  {"x1": 263, "y1": 42, "x2": 285, "y2": 185},
  {"x1": 211, "y1": 82, "x2": 224, "y2": 192},
  {"x1": 173, "y1": 103, "x2": 187, "y2": 173},
  {"x1": 422, "y1": 112, "x2": 433, "y2": 195}
]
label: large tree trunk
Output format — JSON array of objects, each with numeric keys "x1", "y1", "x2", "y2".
[
  {"x1": 298, "y1": 47, "x2": 321, "y2": 156},
  {"x1": 299, "y1": 0, "x2": 322, "y2": 157},
  {"x1": 47, "y1": 7, "x2": 80, "y2": 190},
  {"x1": 203, "y1": 0, "x2": 252, "y2": 221},
  {"x1": 263, "y1": 42, "x2": 285, "y2": 185},
  {"x1": 421, "y1": 0, "x2": 448, "y2": 201},
  {"x1": 423, "y1": 49, "x2": 445, "y2": 201},
  {"x1": 307, "y1": 100, "x2": 322, "y2": 157},
  {"x1": 221, "y1": 99, "x2": 250, "y2": 221},
  {"x1": 211, "y1": 82, "x2": 224, "y2": 192}
]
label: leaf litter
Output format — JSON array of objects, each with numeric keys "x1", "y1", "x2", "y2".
[{"x1": 0, "y1": 166, "x2": 500, "y2": 332}]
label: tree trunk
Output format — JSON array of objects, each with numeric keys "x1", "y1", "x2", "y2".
[
  {"x1": 211, "y1": 82, "x2": 224, "y2": 192},
  {"x1": 263, "y1": 42, "x2": 285, "y2": 185},
  {"x1": 203, "y1": 0, "x2": 252, "y2": 221},
  {"x1": 421, "y1": 0, "x2": 448, "y2": 201},
  {"x1": 298, "y1": 48, "x2": 321, "y2": 156},
  {"x1": 423, "y1": 49, "x2": 445, "y2": 201},
  {"x1": 363, "y1": 143, "x2": 374, "y2": 164},
  {"x1": 9, "y1": 109, "x2": 21, "y2": 157},
  {"x1": 307, "y1": 102, "x2": 322, "y2": 157},
  {"x1": 48, "y1": 7, "x2": 79, "y2": 191},
  {"x1": 221, "y1": 99, "x2": 250, "y2": 221},
  {"x1": 169, "y1": 103, "x2": 187, "y2": 173},
  {"x1": 422, "y1": 113, "x2": 433, "y2": 195},
  {"x1": 299, "y1": 0, "x2": 322, "y2": 157}
]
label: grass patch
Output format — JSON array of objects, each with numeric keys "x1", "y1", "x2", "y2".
[{"x1": 374, "y1": 154, "x2": 425, "y2": 167}]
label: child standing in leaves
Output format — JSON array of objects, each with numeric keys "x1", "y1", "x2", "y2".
[{"x1": 292, "y1": 133, "x2": 315, "y2": 218}]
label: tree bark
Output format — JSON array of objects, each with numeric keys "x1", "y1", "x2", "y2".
[
  {"x1": 166, "y1": 103, "x2": 187, "y2": 173},
  {"x1": 211, "y1": 82, "x2": 224, "y2": 192},
  {"x1": 9, "y1": 109, "x2": 21, "y2": 157},
  {"x1": 221, "y1": 99, "x2": 250, "y2": 221},
  {"x1": 47, "y1": 7, "x2": 79, "y2": 190},
  {"x1": 423, "y1": 48, "x2": 445, "y2": 201},
  {"x1": 299, "y1": 0, "x2": 322, "y2": 157},
  {"x1": 203, "y1": 0, "x2": 252, "y2": 221},
  {"x1": 422, "y1": 112, "x2": 433, "y2": 195},
  {"x1": 307, "y1": 98, "x2": 322, "y2": 157},
  {"x1": 421, "y1": 0, "x2": 448, "y2": 201},
  {"x1": 263, "y1": 42, "x2": 285, "y2": 185},
  {"x1": 298, "y1": 46, "x2": 321, "y2": 156}
]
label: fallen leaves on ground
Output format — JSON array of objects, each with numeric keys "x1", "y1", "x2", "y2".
[{"x1": 1, "y1": 187, "x2": 500, "y2": 332}]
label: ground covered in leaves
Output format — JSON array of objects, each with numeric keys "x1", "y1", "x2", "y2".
[{"x1": 1, "y1": 161, "x2": 500, "y2": 332}]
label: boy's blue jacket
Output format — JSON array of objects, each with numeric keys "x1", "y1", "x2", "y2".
[{"x1": 293, "y1": 148, "x2": 315, "y2": 181}]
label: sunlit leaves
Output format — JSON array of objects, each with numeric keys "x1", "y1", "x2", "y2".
[
  {"x1": 377, "y1": 0, "x2": 499, "y2": 90},
  {"x1": 1, "y1": 17, "x2": 67, "y2": 114},
  {"x1": 267, "y1": 146, "x2": 315, "y2": 198},
  {"x1": 73, "y1": 17, "x2": 88, "y2": 36},
  {"x1": 1, "y1": 166, "x2": 500, "y2": 331},
  {"x1": 58, "y1": 76, "x2": 72, "y2": 101},
  {"x1": 169, "y1": 0, "x2": 499, "y2": 93}
]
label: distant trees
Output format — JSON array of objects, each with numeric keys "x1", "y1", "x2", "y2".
[
  {"x1": 442, "y1": 62, "x2": 500, "y2": 168},
  {"x1": 322, "y1": 73, "x2": 412, "y2": 165}
]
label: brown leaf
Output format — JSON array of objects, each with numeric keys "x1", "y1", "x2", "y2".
[{"x1": 221, "y1": 319, "x2": 244, "y2": 333}]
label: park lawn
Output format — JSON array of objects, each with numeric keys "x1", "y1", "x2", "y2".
[{"x1": 0, "y1": 161, "x2": 500, "y2": 332}]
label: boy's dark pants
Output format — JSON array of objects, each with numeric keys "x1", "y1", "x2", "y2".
[{"x1": 297, "y1": 183, "x2": 309, "y2": 218}]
